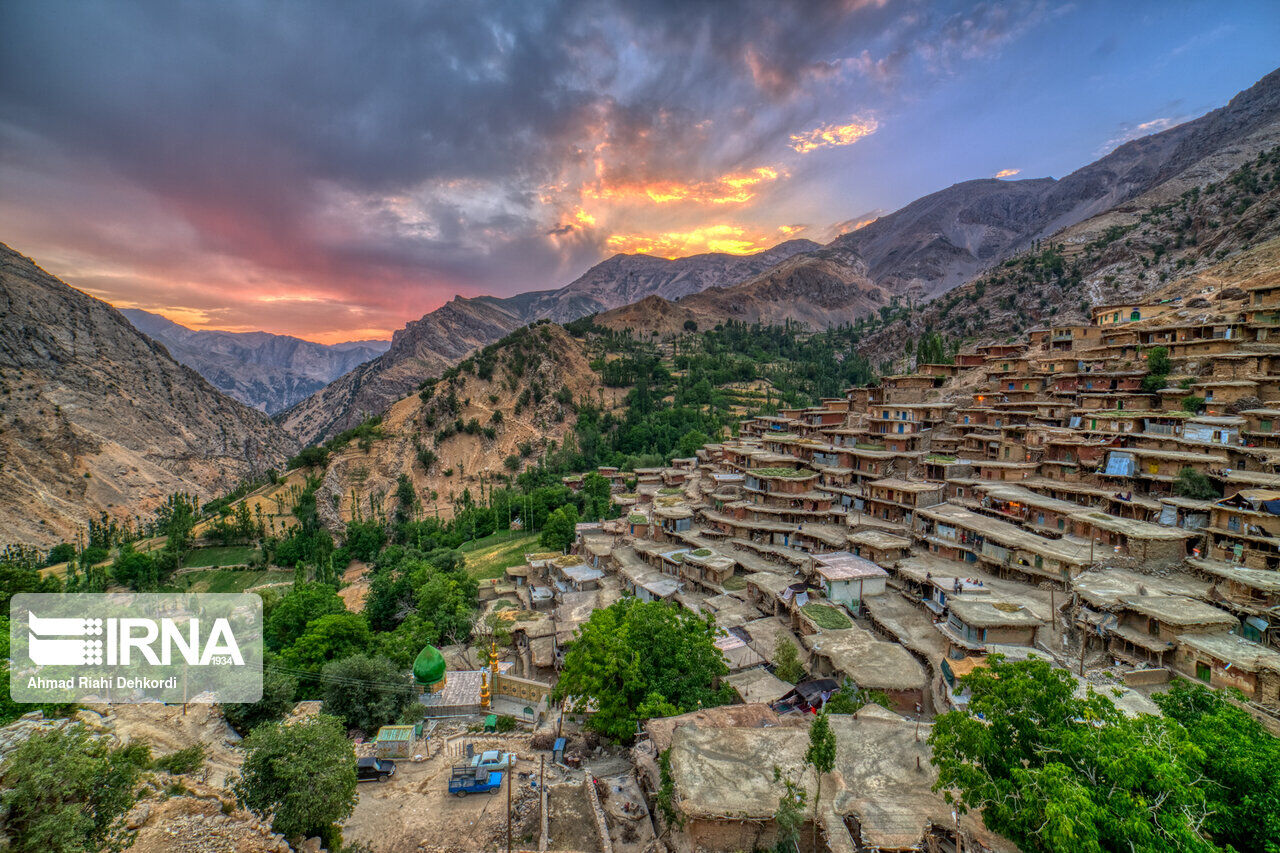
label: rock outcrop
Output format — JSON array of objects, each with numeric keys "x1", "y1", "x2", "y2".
[{"x1": 0, "y1": 243, "x2": 296, "y2": 546}]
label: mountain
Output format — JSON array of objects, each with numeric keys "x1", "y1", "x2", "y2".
[
  {"x1": 856, "y1": 141, "x2": 1280, "y2": 367},
  {"x1": 597, "y1": 249, "x2": 891, "y2": 334},
  {"x1": 0, "y1": 244, "x2": 297, "y2": 547},
  {"x1": 121, "y1": 309, "x2": 390, "y2": 414},
  {"x1": 831, "y1": 67, "x2": 1280, "y2": 298},
  {"x1": 279, "y1": 240, "x2": 820, "y2": 444},
  {"x1": 499, "y1": 238, "x2": 822, "y2": 322},
  {"x1": 278, "y1": 295, "x2": 525, "y2": 445}
]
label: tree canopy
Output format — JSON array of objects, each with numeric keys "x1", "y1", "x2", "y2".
[
  {"x1": 0, "y1": 725, "x2": 150, "y2": 853},
  {"x1": 553, "y1": 597, "x2": 731, "y2": 741},
  {"x1": 539, "y1": 504, "x2": 579, "y2": 552},
  {"x1": 319, "y1": 653, "x2": 416, "y2": 735},
  {"x1": 929, "y1": 655, "x2": 1280, "y2": 853},
  {"x1": 233, "y1": 714, "x2": 357, "y2": 842}
]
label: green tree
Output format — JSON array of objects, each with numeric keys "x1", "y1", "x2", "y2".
[
  {"x1": 222, "y1": 658, "x2": 299, "y2": 734},
  {"x1": 110, "y1": 544, "x2": 157, "y2": 591},
  {"x1": 281, "y1": 612, "x2": 371, "y2": 678},
  {"x1": 320, "y1": 654, "x2": 415, "y2": 735},
  {"x1": 1182, "y1": 395, "x2": 1206, "y2": 413},
  {"x1": 1142, "y1": 346, "x2": 1172, "y2": 392},
  {"x1": 822, "y1": 679, "x2": 891, "y2": 715},
  {"x1": 1154, "y1": 681, "x2": 1280, "y2": 852},
  {"x1": 265, "y1": 582, "x2": 347, "y2": 651},
  {"x1": 539, "y1": 504, "x2": 579, "y2": 552},
  {"x1": 0, "y1": 724, "x2": 151, "y2": 853},
  {"x1": 233, "y1": 715, "x2": 357, "y2": 842},
  {"x1": 0, "y1": 556, "x2": 62, "y2": 612},
  {"x1": 771, "y1": 766, "x2": 807, "y2": 853},
  {"x1": 676, "y1": 429, "x2": 710, "y2": 458},
  {"x1": 1174, "y1": 466, "x2": 1221, "y2": 500},
  {"x1": 287, "y1": 445, "x2": 331, "y2": 470},
  {"x1": 773, "y1": 638, "x2": 804, "y2": 683},
  {"x1": 805, "y1": 711, "x2": 837, "y2": 850},
  {"x1": 930, "y1": 655, "x2": 1219, "y2": 852},
  {"x1": 553, "y1": 598, "x2": 730, "y2": 741}
]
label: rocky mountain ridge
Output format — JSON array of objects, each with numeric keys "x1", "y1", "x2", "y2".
[
  {"x1": 0, "y1": 243, "x2": 297, "y2": 546},
  {"x1": 596, "y1": 249, "x2": 890, "y2": 334},
  {"x1": 121, "y1": 308, "x2": 389, "y2": 413},
  {"x1": 832, "y1": 66, "x2": 1280, "y2": 298}
]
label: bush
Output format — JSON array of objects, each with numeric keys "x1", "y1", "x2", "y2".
[
  {"x1": 152, "y1": 743, "x2": 206, "y2": 775},
  {"x1": 0, "y1": 725, "x2": 151, "y2": 852},
  {"x1": 1174, "y1": 466, "x2": 1221, "y2": 500},
  {"x1": 223, "y1": 662, "x2": 299, "y2": 735},
  {"x1": 319, "y1": 654, "x2": 416, "y2": 735},
  {"x1": 288, "y1": 446, "x2": 330, "y2": 470}
]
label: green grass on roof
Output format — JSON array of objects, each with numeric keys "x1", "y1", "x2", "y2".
[
  {"x1": 751, "y1": 467, "x2": 814, "y2": 478},
  {"x1": 802, "y1": 603, "x2": 852, "y2": 630}
]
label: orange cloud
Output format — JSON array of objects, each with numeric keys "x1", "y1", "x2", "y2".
[
  {"x1": 586, "y1": 166, "x2": 780, "y2": 206},
  {"x1": 789, "y1": 115, "x2": 878, "y2": 153},
  {"x1": 605, "y1": 224, "x2": 773, "y2": 259},
  {"x1": 994, "y1": 168, "x2": 1020, "y2": 178}
]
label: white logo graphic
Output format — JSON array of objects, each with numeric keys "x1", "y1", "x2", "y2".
[
  {"x1": 28, "y1": 613, "x2": 104, "y2": 665},
  {"x1": 27, "y1": 612, "x2": 242, "y2": 667},
  {"x1": 11, "y1": 593, "x2": 263, "y2": 705}
]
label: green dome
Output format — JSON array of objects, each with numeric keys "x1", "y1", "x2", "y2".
[{"x1": 413, "y1": 645, "x2": 446, "y2": 686}]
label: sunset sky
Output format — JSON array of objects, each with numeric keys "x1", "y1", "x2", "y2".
[{"x1": 1, "y1": 1, "x2": 1277, "y2": 343}]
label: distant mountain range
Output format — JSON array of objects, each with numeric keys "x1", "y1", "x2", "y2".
[
  {"x1": 0, "y1": 244, "x2": 296, "y2": 547},
  {"x1": 121, "y1": 309, "x2": 389, "y2": 414},
  {"x1": 279, "y1": 240, "x2": 821, "y2": 444},
  {"x1": 278, "y1": 67, "x2": 1280, "y2": 445}
]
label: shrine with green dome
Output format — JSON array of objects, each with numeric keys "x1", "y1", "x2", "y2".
[{"x1": 413, "y1": 644, "x2": 447, "y2": 693}]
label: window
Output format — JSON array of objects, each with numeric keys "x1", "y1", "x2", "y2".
[
  {"x1": 1196, "y1": 661, "x2": 1211, "y2": 683},
  {"x1": 1263, "y1": 419, "x2": 1273, "y2": 432},
  {"x1": 1130, "y1": 309, "x2": 1141, "y2": 321}
]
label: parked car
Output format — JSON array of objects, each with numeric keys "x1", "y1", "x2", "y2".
[
  {"x1": 469, "y1": 749, "x2": 517, "y2": 771},
  {"x1": 356, "y1": 757, "x2": 396, "y2": 783},
  {"x1": 449, "y1": 766, "x2": 504, "y2": 796}
]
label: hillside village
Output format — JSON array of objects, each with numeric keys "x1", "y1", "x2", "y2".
[
  {"x1": 433, "y1": 259, "x2": 1280, "y2": 851},
  {"x1": 5, "y1": 191, "x2": 1280, "y2": 853},
  {"x1": 5, "y1": 36, "x2": 1280, "y2": 853}
]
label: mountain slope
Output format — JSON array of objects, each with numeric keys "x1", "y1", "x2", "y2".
[
  {"x1": 278, "y1": 295, "x2": 526, "y2": 445},
  {"x1": 280, "y1": 240, "x2": 820, "y2": 444},
  {"x1": 0, "y1": 244, "x2": 297, "y2": 547},
  {"x1": 856, "y1": 143, "x2": 1280, "y2": 367},
  {"x1": 121, "y1": 309, "x2": 389, "y2": 413},
  {"x1": 832, "y1": 67, "x2": 1280, "y2": 298},
  {"x1": 596, "y1": 250, "x2": 890, "y2": 334}
]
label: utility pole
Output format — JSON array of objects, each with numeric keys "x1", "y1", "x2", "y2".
[
  {"x1": 1079, "y1": 625, "x2": 1088, "y2": 676},
  {"x1": 506, "y1": 763, "x2": 513, "y2": 853},
  {"x1": 539, "y1": 755, "x2": 545, "y2": 834}
]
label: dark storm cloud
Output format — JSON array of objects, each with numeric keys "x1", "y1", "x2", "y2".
[{"x1": 0, "y1": 0, "x2": 1060, "y2": 338}]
